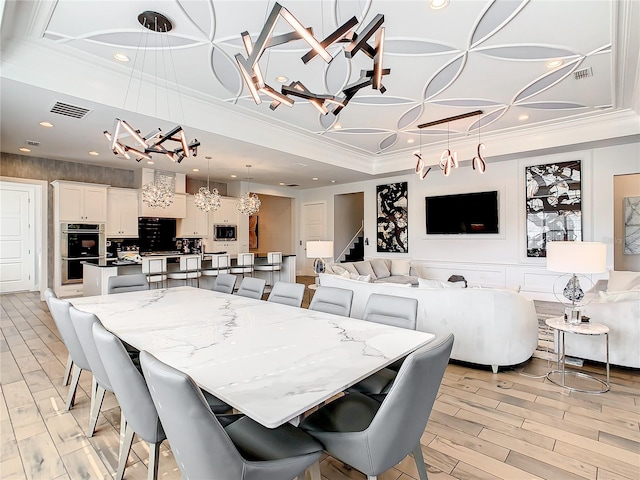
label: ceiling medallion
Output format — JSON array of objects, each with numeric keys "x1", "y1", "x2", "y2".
[
  {"x1": 194, "y1": 158, "x2": 221, "y2": 212},
  {"x1": 103, "y1": 11, "x2": 200, "y2": 164},
  {"x1": 236, "y1": 3, "x2": 389, "y2": 116},
  {"x1": 237, "y1": 165, "x2": 261, "y2": 216}
]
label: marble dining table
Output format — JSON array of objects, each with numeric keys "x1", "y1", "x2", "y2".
[{"x1": 69, "y1": 286, "x2": 435, "y2": 428}]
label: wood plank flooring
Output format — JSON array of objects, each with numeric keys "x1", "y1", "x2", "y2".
[{"x1": 1, "y1": 289, "x2": 638, "y2": 480}]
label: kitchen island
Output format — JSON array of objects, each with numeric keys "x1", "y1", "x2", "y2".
[{"x1": 83, "y1": 252, "x2": 296, "y2": 296}]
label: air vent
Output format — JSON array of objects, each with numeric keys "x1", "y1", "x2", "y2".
[
  {"x1": 50, "y1": 101, "x2": 92, "y2": 119},
  {"x1": 25, "y1": 140, "x2": 40, "y2": 146},
  {"x1": 574, "y1": 67, "x2": 593, "y2": 80},
  {"x1": 286, "y1": 184, "x2": 300, "y2": 187}
]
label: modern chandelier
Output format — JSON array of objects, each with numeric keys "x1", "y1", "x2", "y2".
[
  {"x1": 237, "y1": 165, "x2": 261, "y2": 216},
  {"x1": 194, "y1": 157, "x2": 221, "y2": 212},
  {"x1": 235, "y1": 3, "x2": 389, "y2": 115},
  {"x1": 104, "y1": 11, "x2": 200, "y2": 164},
  {"x1": 142, "y1": 170, "x2": 175, "y2": 208}
]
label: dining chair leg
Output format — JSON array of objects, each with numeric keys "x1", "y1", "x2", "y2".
[
  {"x1": 88, "y1": 383, "x2": 106, "y2": 437},
  {"x1": 309, "y1": 460, "x2": 321, "y2": 480},
  {"x1": 413, "y1": 444, "x2": 429, "y2": 480},
  {"x1": 65, "y1": 365, "x2": 82, "y2": 411},
  {"x1": 62, "y1": 355, "x2": 73, "y2": 386},
  {"x1": 147, "y1": 441, "x2": 161, "y2": 480},
  {"x1": 118, "y1": 410, "x2": 127, "y2": 460},
  {"x1": 116, "y1": 422, "x2": 135, "y2": 480}
]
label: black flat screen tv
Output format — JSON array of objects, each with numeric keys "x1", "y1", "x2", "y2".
[{"x1": 425, "y1": 191, "x2": 499, "y2": 234}]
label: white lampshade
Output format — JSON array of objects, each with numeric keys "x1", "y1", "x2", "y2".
[
  {"x1": 306, "y1": 241, "x2": 334, "y2": 259},
  {"x1": 546, "y1": 241, "x2": 606, "y2": 274}
]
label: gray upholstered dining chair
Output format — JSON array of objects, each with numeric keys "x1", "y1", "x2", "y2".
[
  {"x1": 236, "y1": 277, "x2": 266, "y2": 300},
  {"x1": 300, "y1": 334, "x2": 454, "y2": 480},
  {"x1": 107, "y1": 274, "x2": 149, "y2": 294},
  {"x1": 47, "y1": 297, "x2": 93, "y2": 411},
  {"x1": 350, "y1": 293, "x2": 419, "y2": 395},
  {"x1": 212, "y1": 273, "x2": 237, "y2": 294},
  {"x1": 267, "y1": 281, "x2": 305, "y2": 307},
  {"x1": 140, "y1": 350, "x2": 324, "y2": 480},
  {"x1": 44, "y1": 288, "x2": 73, "y2": 387},
  {"x1": 309, "y1": 286, "x2": 354, "y2": 317},
  {"x1": 68, "y1": 306, "x2": 116, "y2": 437}
]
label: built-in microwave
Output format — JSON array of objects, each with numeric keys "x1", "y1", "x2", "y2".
[{"x1": 213, "y1": 224, "x2": 237, "y2": 241}]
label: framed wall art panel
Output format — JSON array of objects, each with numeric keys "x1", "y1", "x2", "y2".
[{"x1": 377, "y1": 182, "x2": 408, "y2": 253}]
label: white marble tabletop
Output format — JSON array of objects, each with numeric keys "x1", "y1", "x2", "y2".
[
  {"x1": 70, "y1": 287, "x2": 434, "y2": 428},
  {"x1": 545, "y1": 317, "x2": 609, "y2": 335}
]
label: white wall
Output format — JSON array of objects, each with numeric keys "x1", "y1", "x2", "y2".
[{"x1": 298, "y1": 142, "x2": 640, "y2": 299}]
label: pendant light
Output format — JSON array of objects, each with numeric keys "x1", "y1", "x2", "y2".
[
  {"x1": 194, "y1": 156, "x2": 221, "y2": 212},
  {"x1": 237, "y1": 165, "x2": 261, "y2": 215}
]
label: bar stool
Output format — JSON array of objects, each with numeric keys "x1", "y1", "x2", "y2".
[
  {"x1": 142, "y1": 257, "x2": 167, "y2": 289},
  {"x1": 254, "y1": 252, "x2": 282, "y2": 288},
  {"x1": 201, "y1": 254, "x2": 231, "y2": 278},
  {"x1": 230, "y1": 252, "x2": 254, "y2": 280},
  {"x1": 167, "y1": 255, "x2": 202, "y2": 287}
]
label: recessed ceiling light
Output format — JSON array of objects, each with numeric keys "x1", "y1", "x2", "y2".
[
  {"x1": 192, "y1": 168, "x2": 199, "y2": 172},
  {"x1": 275, "y1": 75, "x2": 288, "y2": 83},
  {"x1": 407, "y1": 138, "x2": 415, "y2": 144},
  {"x1": 294, "y1": 163, "x2": 308, "y2": 167},
  {"x1": 19, "y1": 147, "x2": 31, "y2": 152},
  {"x1": 333, "y1": 123, "x2": 342, "y2": 129},
  {"x1": 230, "y1": 174, "x2": 237, "y2": 178},
  {"x1": 39, "y1": 121, "x2": 54, "y2": 128},
  {"x1": 312, "y1": 177, "x2": 319, "y2": 181},
  {"x1": 546, "y1": 59, "x2": 562, "y2": 69},
  {"x1": 430, "y1": 0, "x2": 449, "y2": 10},
  {"x1": 147, "y1": 161, "x2": 154, "y2": 165},
  {"x1": 279, "y1": 182, "x2": 285, "y2": 186},
  {"x1": 519, "y1": 114, "x2": 530, "y2": 121},
  {"x1": 88, "y1": 151, "x2": 99, "y2": 156},
  {"x1": 113, "y1": 53, "x2": 130, "y2": 62},
  {"x1": 331, "y1": 180, "x2": 336, "y2": 183}
]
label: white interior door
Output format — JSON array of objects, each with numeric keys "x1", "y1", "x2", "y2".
[
  {"x1": 0, "y1": 183, "x2": 35, "y2": 293},
  {"x1": 301, "y1": 202, "x2": 326, "y2": 275}
]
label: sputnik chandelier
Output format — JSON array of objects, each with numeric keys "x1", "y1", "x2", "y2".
[
  {"x1": 194, "y1": 157, "x2": 221, "y2": 212},
  {"x1": 104, "y1": 11, "x2": 200, "y2": 164},
  {"x1": 414, "y1": 110, "x2": 487, "y2": 180},
  {"x1": 237, "y1": 165, "x2": 261, "y2": 216},
  {"x1": 235, "y1": 3, "x2": 389, "y2": 115},
  {"x1": 142, "y1": 170, "x2": 175, "y2": 208}
]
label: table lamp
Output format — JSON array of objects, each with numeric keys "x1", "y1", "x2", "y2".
[
  {"x1": 546, "y1": 241, "x2": 606, "y2": 316},
  {"x1": 306, "y1": 241, "x2": 334, "y2": 274}
]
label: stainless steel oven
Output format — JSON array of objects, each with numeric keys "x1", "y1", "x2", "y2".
[{"x1": 61, "y1": 223, "x2": 105, "y2": 284}]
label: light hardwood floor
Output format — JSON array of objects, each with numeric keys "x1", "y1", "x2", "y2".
[{"x1": 1, "y1": 290, "x2": 638, "y2": 480}]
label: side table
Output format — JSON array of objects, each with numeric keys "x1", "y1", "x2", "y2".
[
  {"x1": 307, "y1": 283, "x2": 317, "y2": 304},
  {"x1": 545, "y1": 317, "x2": 610, "y2": 393}
]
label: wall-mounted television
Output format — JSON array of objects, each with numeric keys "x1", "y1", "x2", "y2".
[{"x1": 425, "y1": 191, "x2": 499, "y2": 234}]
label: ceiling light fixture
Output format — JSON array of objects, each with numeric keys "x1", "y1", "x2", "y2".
[
  {"x1": 275, "y1": 76, "x2": 288, "y2": 83},
  {"x1": 519, "y1": 114, "x2": 530, "y2": 121},
  {"x1": 88, "y1": 151, "x2": 100, "y2": 156},
  {"x1": 413, "y1": 122, "x2": 431, "y2": 180},
  {"x1": 407, "y1": 138, "x2": 414, "y2": 144},
  {"x1": 230, "y1": 174, "x2": 237, "y2": 178},
  {"x1": 113, "y1": 53, "x2": 130, "y2": 62},
  {"x1": 39, "y1": 121, "x2": 54, "y2": 128},
  {"x1": 104, "y1": 11, "x2": 200, "y2": 164},
  {"x1": 430, "y1": 0, "x2": 450, "y2": 10},
  {"x1": 194, "y1": 157, "x2": 221, "y2": 212},
  {"x1": 236, "y1": 3, "x2": 389, "y2": 116},
  {"x1": 142, "y1": 170, "x2": 175, "y2": 208},
  {"x1": 237, "y1": 165, "x2": 261, "y2": 216},
  {"x1": 312, "y1": 177, "x2": 318, "y2": 181},
  {"x1": 192, "y1": 169, "x2": 199, "y2": 172},
  {"x1": 546, "y1": 59, "x2": 563, "y2": 69},
  {"x1": 19, "y1": 147, "x2": 31, "y2": 152}
]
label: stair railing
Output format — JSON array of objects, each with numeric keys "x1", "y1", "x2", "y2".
[{"x1": 337, "y1": 221, "x2": 364, "y2": 263}]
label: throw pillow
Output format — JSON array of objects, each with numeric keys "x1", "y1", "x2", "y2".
[
  {"x1": 607, "y1": 270, "x2": 640, "y2": 293},
  {"x1": 332, "y1": 265, "x2": 348, "y2": 275},
  {"x1": 354, "y1": 261, "x2": 377, "y2": 279},
  {"x1": 349, "y1": 273, "x2": 371, "y2": 282},
  {"x1": 339, "y1": 270, "x2": 351, "y2": 279},
  {"x1": 342, "y1": 263, "x2": 359, "y2": 275},
  {"x1": 598, "y1": 290, "x2": 640, "y2": 302},
  {"x1": 418, "y1": 278, "x2": 465, "y2": 289},
  {"x1": 370, "y1": 259, "x2": 391, "y2": 279},
  {"x1": 390, "y1": 259, "x2": 411, "y2": 276}
]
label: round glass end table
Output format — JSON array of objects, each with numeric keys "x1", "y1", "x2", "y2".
[{"x1": 545, "y1": 317, "x2": 610, "y2": 393}]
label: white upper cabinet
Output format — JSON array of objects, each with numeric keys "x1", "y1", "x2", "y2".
[
  {"x1": 177, "y1": 195, "x2": 209, "y2": 237},
  {"x1": 106, "y1": 188, "x2": 139, "y2": 237},
  {"x1": 53, "y1": 181, "x2": 108, "y2": 223},
  {"x1": 210, "y1": 197, "x2": 238, "y2": 225}
]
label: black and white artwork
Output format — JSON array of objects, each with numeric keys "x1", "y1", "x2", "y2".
[
  {"x1": 624, "y1": 196, "x2": 640, "y2": 254},
  {"x1": 526, "y1": 160, "x2": 582, "y2": 257},
  {"x1": 377, "y1": 182, "x2": 408, "y2": 253}
]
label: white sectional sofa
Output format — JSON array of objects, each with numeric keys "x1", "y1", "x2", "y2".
[{"x1": 319, "y1": 273, "x2": 539, "y2": 372}]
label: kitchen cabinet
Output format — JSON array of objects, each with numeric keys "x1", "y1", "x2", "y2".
[
  {"x1": 177, "y1": 195, "x2": 209, "y2": 237},
  {"x1": 53, "y1": 181, "x2": 108, "y2": 223},
  {"x1": 138, "y1": 192, "x2": 186, "y2": 218},
  {"x1": 106, "y1": 188, "x2": 139, "y2": 237},
  {"x1": 210, "y1": 197, "x2": 238, "y2": 225}
]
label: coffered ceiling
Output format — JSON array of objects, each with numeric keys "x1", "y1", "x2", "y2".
[{"x1": 1, "y1": 0, "x2": 638, "y2": 188}]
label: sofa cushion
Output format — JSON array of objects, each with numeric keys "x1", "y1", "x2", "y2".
[
  {"x1": 342, "y1": 263, "x2": 359, "y2": 275},
  {"x1": 374, "y1": 275, "x2": 418, "y2": 286},
  {"x1": 370, "y1": 259, "x2": 391, "y2": 279},
  {"x1": 607, "y1": 270, "x2": 640, "y2": 293},
  {"x1": 598, "y1": 289, "x2": 640, "y2": 302},
  {"x1": 354, "y1": 261, "x2": 377, "y2": 279},
  {"x1": 418, "y1": 278, "x2": 465, "y2": 289},
  {"x1": 390, "y1": 259, "x2": 411, "y2": 276}
]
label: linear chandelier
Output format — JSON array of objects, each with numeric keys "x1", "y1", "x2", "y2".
[
  {"x1": 236, "y1": 3, "x2": 389, "y2": 115},
  {"x1": 104, "y1": 11, "x2": 200, "y2": 164},
  {"x1": 415, "y1": 110, "x2": 487, "y2": 180}
]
